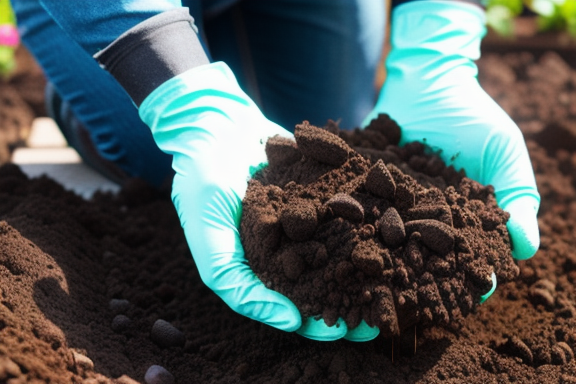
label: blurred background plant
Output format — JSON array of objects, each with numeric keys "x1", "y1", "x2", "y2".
[
  {"x1": 0, "y1": 0, "x2": 19, "y2": 77},
  {"x1": 486, "y1": 0, "x2": 576, "y2": 38}
]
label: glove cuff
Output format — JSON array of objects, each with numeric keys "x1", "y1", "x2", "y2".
[
  {"x1": 390, "y1": 1, "x2": 486, "y2": 62},
  {"x1": 95, "y1": 8, "x2": 210, "y2": 106}
]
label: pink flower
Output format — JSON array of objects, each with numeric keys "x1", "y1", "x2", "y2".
[{"x1": 0, "y1": 24, "x2": 19, "y2": 47}]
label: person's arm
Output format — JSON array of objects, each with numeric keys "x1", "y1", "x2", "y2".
[
  {"x1": 38, "y1": 0, "x2": 181, "y2": 55},
  {"x1": 38, "y1": 1, "x2": 209, "y2": 105}
]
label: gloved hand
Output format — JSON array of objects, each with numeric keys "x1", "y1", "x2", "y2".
[
  {"x1": 139, "y1": 62, "x2": 302, "y2": 332},
  {"x1": 363, "y1": 1, "x2": 540, "y2": 298},
  {"x1": 138, "y1": 61, "x2": 378, "y2": 342}
]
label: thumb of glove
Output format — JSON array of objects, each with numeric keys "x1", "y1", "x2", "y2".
[{"x1": 500, "y1": 195, "x2": 540, "y2": 260}]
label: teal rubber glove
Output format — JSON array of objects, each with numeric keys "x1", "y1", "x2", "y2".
[
  {"x1": 139, "y1": 62, "x2": 301, "y2": 332},
  {"x1": 298, "y1": 317, "x2": 380, "y2": 342},
  {"x1": 138, "y1": 61, "x2": 377, "y2": 341},
  {"x1": 363, "y1": 1, "x2": 540, "y2": 299}
]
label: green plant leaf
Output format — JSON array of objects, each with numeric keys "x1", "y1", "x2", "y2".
[{"x1": 486, "y1": 5, "x2": 516, "y2": 36}]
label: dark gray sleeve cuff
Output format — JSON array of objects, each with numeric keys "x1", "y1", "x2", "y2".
[
  {"x1": 392, "y1": 0, "x2": 486, "y2": 9},
  {"x1": 94, "y1": 8, "x2": 210, "y2": 106}
]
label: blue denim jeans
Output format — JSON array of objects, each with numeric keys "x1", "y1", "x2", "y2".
[{"x1": 13, "y1": 0, "x2": 386, "y2": 187}]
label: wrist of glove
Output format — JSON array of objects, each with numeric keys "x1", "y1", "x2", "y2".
[
  {"x1": 95, "y1": 9, "x2": 210, "y2": 106},
  {"x1": 363, "y1": 1, "x2": 540, "y2": 302}
]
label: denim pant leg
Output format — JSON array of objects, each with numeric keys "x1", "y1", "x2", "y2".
[
  {"x1": 12, "y1": 0, "x2": 174, "y2": 188},
  {"x1": 205, "y1": 0, "x2": 386, "y2": 131}
]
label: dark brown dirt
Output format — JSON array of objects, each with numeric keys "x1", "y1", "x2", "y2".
[
  {"x1": 241, "y1": 116, "x2": 515, "y2": 337},
  {"x1": 0, "y1": 50, "x2": 575, "y2": 384}
]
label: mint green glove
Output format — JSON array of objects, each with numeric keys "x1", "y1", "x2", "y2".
[
  {"x1": 139, "y1": 62, "x2": 301, "y2": 332},
  {"x1": 363, "y1": 1, "x2": 540, "y2": 267},
  {"x1": 138, "y1": 62, "x2": 379, "y2": 341},
  {"x1": 297, "y1": 317, "x2": 380, "y2": 342}
]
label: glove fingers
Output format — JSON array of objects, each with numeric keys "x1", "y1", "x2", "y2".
[
  {"x1": 500, "y1": 196, "x2": 540, "y2": 260},
  {"x1": 297, "y1": 317, "x2": 348, "y2": 341},
  {"x1": 220, "y1": 269, "x2": 302, "y2": 331},
  {"x1": 176, "y1": 183, "x2": 301, "y2": 332},
  {"x1": 343, "y1": 320, "x2": 380, "y2": 342},
  {"x1": 199, "y1": 246, "x2": 302, "y2": 332}
]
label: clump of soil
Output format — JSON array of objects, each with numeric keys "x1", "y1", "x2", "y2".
[{"x1": 241, "y1": 116, "x2": 517, "y2": 336}]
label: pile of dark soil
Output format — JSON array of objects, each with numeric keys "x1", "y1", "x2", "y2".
[
  {"x1": 0, "y1": 51, "x2": 575, "y2": 384},
  {"x1": 241, "y1": 116, "x2": 515, "y2": 337}
]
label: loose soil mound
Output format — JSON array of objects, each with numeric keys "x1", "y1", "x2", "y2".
[
  {"x1": 241, "y1": 116, "x2": 515, "y2": 337},
  {"x1": 0, "y1": 51, "x2": 575, "y2": 383}
]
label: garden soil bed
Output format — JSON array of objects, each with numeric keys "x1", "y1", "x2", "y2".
[{"x1": 1, "y1": 50, "x2": 576, "y2": 383}]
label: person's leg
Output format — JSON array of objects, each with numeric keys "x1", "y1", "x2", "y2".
[
  {"x1": 12, "y1": 0, "x2": 174, "y2": 188},
  {"x1": 204, "y1": 0, "x2": 386, "y2": 131}
]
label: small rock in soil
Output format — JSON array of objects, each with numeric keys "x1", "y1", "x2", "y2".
[
  {"x1": 280, "y1": 198, "x2": 318, "y2": 242},
  {"x1": 111, "y1": 314, "x2": 131, "y2": 332},
  {"x1": 325, "y1": 193, "x2": 365, "y2": 223},
  {"x1": 109, "y1": 298, "x2": 130, "y2": 314},
  {"x1": 144, "y1": 365, "x2": 175, "y2": 384},
  {"x1": 150, "y1": 319, "x2": 185, "y2": 348},
  {"x1": 365, "y1": 159, "x2": 396, "y2": 199},
  {"x1": 378, "y1": 207, "x2": 405, "y2": 247},
  {"x1": 72, "y1": 349, "x2": 95, "y2": 377},
  {"x1": 503, "y1": 336, "x2": 534, "y2": 365},
  {"x1": 295, "y1": 120, "x2": 352, "y2": 166}
]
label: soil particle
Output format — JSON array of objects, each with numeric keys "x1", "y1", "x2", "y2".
[
  {"x1": 111, "y1": 315, "x2": 132, "y2": 333},
  {"x1": 280, "y1": 198, "x2": 318, "y2": 242},
  {"x1": 295, "y1": 121, "x2": 352, "y2": 166},
  {"x1": 72, "y1": 349, "x2": 95, "y2": 376},
  {"x1": 109, "y1": 298, "x2": 131, "y2": 314},
  {"x1": 325, "y1": 193, "x2": 365, "y2": 223},
  {"x1": 150, "y1": 319, "x2": 185, "y2": 349},
  {"x1": 265, "y1": 135, "x2": 302, "y2": 168},
  {"x1": 144, "y1": 365, "x2": 175, "y2": 384},
  {"x1": 365, "y1": 159, "x2": 396, "y2": 199},
  {"x1": 378, "y1": 207, "x2": 406, "y2": 247},
  {"x1": 403, "y1": 219, "x2": 455, "y2": 256}
]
